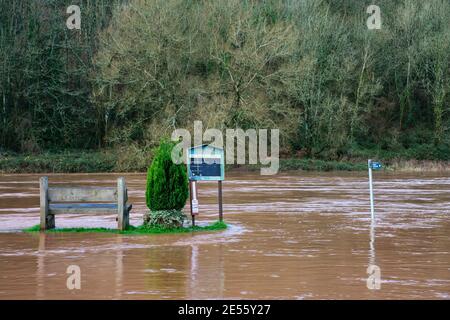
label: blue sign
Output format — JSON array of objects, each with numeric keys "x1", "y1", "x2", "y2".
[
  {"x1": 188, "y1": 145, "x2": 225, "y2": 181},
  {"x1": 370, "y1": 161, "x2": 382, "y2": 170}
]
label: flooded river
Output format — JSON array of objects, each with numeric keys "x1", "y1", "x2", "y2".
[{"x1": 0, "y1": 172, "x2": 449, "y2": 299}]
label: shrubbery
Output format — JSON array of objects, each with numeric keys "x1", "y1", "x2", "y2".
[
  {"x1": 143, "y1": 210, "x2": 186, "y2": 229},
  {"x1": 144, "y1": 141, "x2": 189, "y2": 228}
]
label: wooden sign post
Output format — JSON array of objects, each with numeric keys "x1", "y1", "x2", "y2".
[
  {"x1": 189, "y1": 180, "x2": 199, "y2": 226},
  {"x1": 188, "y1": 145, "x2": 225, "y2": 226}
]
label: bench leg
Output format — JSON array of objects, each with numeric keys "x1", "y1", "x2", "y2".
[
  {"x1": 40, "y1": 177, "x2": 55, "y2": 230},
  {"x1": 118, "y1": 209, "x2": 130, "y2": 231},
  {"x1": 47, "y1": 214, "x2": 55, "y2": 229},
  {"x1": 117, "y1": 177, "x2": 128, "y2": 231},
  {"x1": 124, "y1": 207, "x2": 130, "y2": 230}
]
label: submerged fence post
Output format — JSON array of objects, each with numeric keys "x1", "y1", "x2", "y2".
[{"x1": 368, "y1": 159, "x2": 375, "y2": 222}]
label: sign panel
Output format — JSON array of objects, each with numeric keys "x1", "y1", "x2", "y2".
[
  {"x1": 370, "y1": 161, "x2": 382, "y2": 170},
  {"x1": 188, "y1": 145, "x2": 225, "y2": 181}
]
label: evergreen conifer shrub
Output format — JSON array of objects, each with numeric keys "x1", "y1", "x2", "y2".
[{"x1": 145, "y1": 141, "x2": 188, "y2": 227}]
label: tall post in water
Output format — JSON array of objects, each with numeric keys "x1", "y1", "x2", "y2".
[
  {"x1": 190, "y1": 181, "x2": 199, "y2": 227},
  {"x1": 218, "y1": 180, "x2": 223, "y2": 222},
  {"x1": 368, "y1": 159, "x2": 375, "y2": 222}
]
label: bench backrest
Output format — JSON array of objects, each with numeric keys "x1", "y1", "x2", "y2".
[{"x1": 48, "y1": 187, "x2": 118, "y2": 203}]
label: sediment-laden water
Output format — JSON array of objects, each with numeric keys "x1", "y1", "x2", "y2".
[{"x1": 0, "y1": 172, "x2": 449, "y2": 299}]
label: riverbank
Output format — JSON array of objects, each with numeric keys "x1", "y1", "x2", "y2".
[{"x1": 0, "y1": 149, "x2": 449, "y2": 174}]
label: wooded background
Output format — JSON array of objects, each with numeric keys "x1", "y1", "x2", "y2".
[{"x1": 1, "y1": 0, "x2": 449, "y2": 161}]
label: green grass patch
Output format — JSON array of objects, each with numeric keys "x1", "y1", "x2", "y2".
[{"x1": 23, "y1": 221, "x2": 227, "y2": 235}]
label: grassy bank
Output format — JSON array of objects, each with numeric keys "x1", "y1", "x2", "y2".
[
  {"x1": 1, "y1": 146, "x2": 449, "y2": 174},
  {"x1": 23, "y1": 221, "x2": 227, "y2": 235},
  {"x1": 0, "y1": 151, "x2": 117, "y2": 173},
  {"x1": 0, "y1": 152, "x2": 368, "y2": 173}
]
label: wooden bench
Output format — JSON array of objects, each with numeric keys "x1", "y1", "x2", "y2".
[{"x1": 39, "y1": 177, "x2": 132, "y2": 231}]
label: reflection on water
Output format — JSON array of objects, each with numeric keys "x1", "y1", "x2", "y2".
[
  {"x1": 369, "y1": 222, "x2": 376, "y2": 269},
  {"x1": 0, "y1": 172, "x2": 449, "y2": 299}
]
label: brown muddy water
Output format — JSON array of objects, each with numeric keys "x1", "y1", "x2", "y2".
[{"x1": 0, "y1": 172, "x2": 449, "y2": 299}]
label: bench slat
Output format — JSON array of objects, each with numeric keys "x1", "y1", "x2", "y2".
[
  {"x1": 48, "y1": 187, "x2": 117, "y2": 202},
  {"x1": 49, "y1": 203, "x2": 118, "y2": 214}
]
